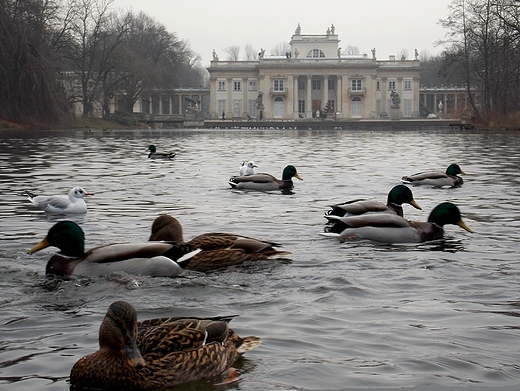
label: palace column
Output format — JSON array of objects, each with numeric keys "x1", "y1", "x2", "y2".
[
  {"x1": 336, "y1": 76, "x2": 342, "y2": 117},
  {"x1": 293, "y1": 75, "x2": 299, "y2": 116},
  {"x1": 412, "y1": 77, "x2": 420, "y2": 117},
  {"x1": 306, "y1": 75, "x2": 312, "y2": 118},
  {"x1": 323, "y1": 75, "x2": 329, "y2": 111},
  {"x1": 380, "y1": 77, "x2": 388, "y2": 118},
  {"x1": 242, "y1": 78, "x2": 248, "y2": 118},
  {"x1": 226, "y1": 78, "x2": 233, "y2": 118}
]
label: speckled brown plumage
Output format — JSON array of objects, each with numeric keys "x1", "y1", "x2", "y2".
[
  {"x1": 149, "y1": 214, "x2": 292, "y2": 271},
  {"x1": 70, "y1": 301, "x2": 261, "y2": 391}
]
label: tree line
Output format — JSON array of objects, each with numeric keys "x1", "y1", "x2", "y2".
[
  {"x1": 0, "y1": 0, "x2": 205, "y2": 125},
  {"x1": 438, "y1": 0, "x2": 520, "y2": 125}
]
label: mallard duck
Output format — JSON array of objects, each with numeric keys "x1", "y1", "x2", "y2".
[
  {"x1": 239, "y1": 160, "x2": 258, "y2": 176},
  {"x1": 70, "y1": 301, "x2": 261, "y2": 390},
  {"x1": 401, "y1": 163, "x2": 466, "y2": 187},
  {"x1": 323, "y1": 202, "x2": 472, "y2": 243},
  {"x1": 228, "y1": 165, "x2": 302, "y2": 192},
  {"x1": 23, "y1": 186, "x2": 93, "y2": 214},
  {"x1": 325, "y1": 185, "x2": 422, "y2": 218},
  {"x1": 28, "y1": 221, "x2": 201, "y2": 278},
  {"x1": 149, "y1": 214, "x2": 291, "y2": 271},
  {"x1": 147, "y1": 145, "x2": 176, "y2": 159}
]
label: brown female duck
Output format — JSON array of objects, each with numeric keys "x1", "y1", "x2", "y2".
[
  {"x1": 70, "y1": 301, "x2": 261, "y2": 390},
  {"x1": 149, "y1": 214, "x2": 291, "y2": 271}
]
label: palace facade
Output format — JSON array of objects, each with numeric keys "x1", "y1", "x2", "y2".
[{"x1": 207, "y1": 24, "x2": 421, "y2": 120}]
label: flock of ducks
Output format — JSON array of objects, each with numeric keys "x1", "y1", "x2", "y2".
[{"x1": 22, "y1": 147, "x2": 472, "y2": 389}]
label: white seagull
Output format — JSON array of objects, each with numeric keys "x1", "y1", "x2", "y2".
[
  {"x1": 239, "y1": 160, "x2": 258, "y2": 176},
  {"x1": 24, "y1": 186, "x2": 94, "y2": 214}
]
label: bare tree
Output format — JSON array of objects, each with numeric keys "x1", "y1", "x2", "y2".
[
  {"x1": 342, "y1": 45, "x2": 360, "y2": 55},
  {"x1": 0, "y1": 0, "x2": 70, "y2": 124},
  {"x1": 223, "y1": 45, "x2": 240, "y2": 61},
  {"x1": 270, "y1": 42, "x2": 290, "y2": 56},
  {"x1": 244, "y1": 44, "x2": 257, "y2": 60}
]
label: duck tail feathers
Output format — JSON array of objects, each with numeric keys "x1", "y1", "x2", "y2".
[
  {"x1": 22, "y1": 190, "x2": 37, "y2": 199},
  {"x1": 237, "y1": 336, "x2": 261, "y2": 353}
]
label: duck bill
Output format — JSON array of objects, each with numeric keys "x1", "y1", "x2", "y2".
[
  {"x1": 409, "y1": 200, "x2": 422, "y2": 210},
  {"x1": 28, "y1": 237, "x2": 51, "y2": 254},
  {"x1": 125, "y1": 336, "x2": 145, "y2": 370},
  {"x1": 457, "y1": 220, "x2": 473, "y2": 233},
  {"x1": 460, "y1": 170, "x2": 468, "y2": 175},
  {"x1": 294, "y1": 173, "x2": 303, "y2": 181}
]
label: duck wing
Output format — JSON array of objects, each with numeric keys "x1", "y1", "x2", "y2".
[
  {"x1": 326, "y1": 199, "x2": 391, "y2": 217},
  {"x1": 185, "y1": 233, "x2": 291, "y2": 271}
]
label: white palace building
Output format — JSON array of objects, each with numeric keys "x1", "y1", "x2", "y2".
[{"x1": 207, "y1": 24, "x2": 422, "y2": 121}]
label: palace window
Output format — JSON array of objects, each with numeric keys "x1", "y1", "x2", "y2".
[
  {"x1": 233, "y1": 99, "x2": 241, "y2": 116},
  {"x1": 273, "y1": 79, "x2": 285, "y2": 91},
  {"x1": 306, "y1": 49, "x2": 325, "y2": 58},
  {"x1": 351, "y1": 79, "x2": 362, "y2": 91},
  {"x1": 388, "y1": 80, "x2": 396, "y2": 90},
  {"x1": 328, "y1": 79, "x2": 335, "y2": 90},
  {"x1": 312, "y1": 80, "x2": 321, "y2": 90},
  {"x1": 217, "y1": 99, "x2": 226, "y2": 115},
  {"x1": 298, "y1": 79, "x2": 306, "y2": 90},
  {"x1": 403, "y1": 99, "x2": 412, "y2": 117},
  {"x1": 298, "y1": 100, "x2": 305, "y2": 113},
  {"x1": 376, "y1": 81, "x2": 381, "y2": 91},
  {"x1": 404, "y1": 80, "x2": 412, "y2": 90},
  {"x1": 248, "y1": 99, "x2": 257, "y2": 117},
  {"x1": 218, "y1": 81, "x2": 226, "y2": 91},
  {"x1": 249, "y1": 80, "x2": 257, "y2": 91},
  {"x1": 233, "y1": 81, "x2": 241, "y2": 91}
]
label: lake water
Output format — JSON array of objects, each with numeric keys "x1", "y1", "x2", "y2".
[{"x1": 0, "y1": 127, "x2": 519, "y2": 391}]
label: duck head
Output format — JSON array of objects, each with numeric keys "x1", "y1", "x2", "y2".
[
  {"x1": 28, "y1": 221, "x2": 85, "y2": 257},
  {"x1": 282, "y1": 165, "x2": 303, "y2": 181},
  {"x1": 388, "y1": 185, "x2": 422, "y2": 210},
  {"x1": 428, "y1": 202, "x2": 472, "y2": 232}
]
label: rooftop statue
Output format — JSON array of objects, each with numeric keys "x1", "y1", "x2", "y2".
[{"x1": 295, "y1": 23, "x2": 301, "y2": 34}]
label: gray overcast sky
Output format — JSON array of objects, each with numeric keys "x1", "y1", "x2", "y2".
[{"x1": 112, "y1": 0, "x2": 453, "y2": 66}]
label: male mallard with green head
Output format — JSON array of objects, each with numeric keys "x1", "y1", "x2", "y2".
[
  {"x1": 28, "y1": 221, "x2": 200, "y2": 278},
  {"x1": 401, "y1": 163, "x2": 466, "y2": 187},
  {"x1": 326, "y1": 185, "x2": 422, "y2": 218},
  {"x1": 147, "y1": 145, "x2": 176, "y2": 159},
  {"x1": 228, "y1": 164, "x2": 302, "y2": 192},
  {"x1": 323, "y1": 202, "x2": 472, "y2": 244}
]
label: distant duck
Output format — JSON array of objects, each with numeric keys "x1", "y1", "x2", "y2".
[
  {"x1": 149, "y1": 214, "x2": 291, "y2": 271},
  {"x1": 23, "y1": 186, "x2": 93, "y2": 214},
  {"x1": 239, "y1": 160, "x2": 258, "y2": 176},
  {"x1": 326, "y1": 185, "x2": 422, "y2": 218},
  {"x1": 401, "y1": 164, "x2": 466, "y2": 188},
  {"x1": 28, "y1": 221, "x2": 200, "y2": 278},
  {"x1": 228, "y1": 165, "x2": 302, "y2": 192},
  {"x1": 70, "y1": 301, "x2": 261, "y2": 390},
  {"x1": 323, "y1": 202, "x2": 472, "y2": 244},
  {"x1": 147, "y1": 145, "x2": 176, "y2": 159}
]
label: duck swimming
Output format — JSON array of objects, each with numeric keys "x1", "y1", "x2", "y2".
[
  {"x1": 147, "y1": 145, "x2": 176, "y2": 159},
  {"x1": 70, "y1": 301, "x2": 261, "y2": 390},
  {"x1": 23, "y1": 186, "x2": 93, "y2": 214},
  {"x1": 149, "y1": 214, "x2": 291, "y2": 271},
  {"x1": 238, "y1": 160, "x2": 258, "y2": 176},
  {"x1": 28, "y1": 221, "x2": 201, "y2": 278},
  {"x1": 228, "y1": 165, "x2": 302, "y2": 192},
  {"x1": 401, "y1": 163, "x2": 466, "y2": 187},
  {"x1": 323, "y1": 202, "x2": 472, "y2": 244},
  {"x1": 325, "y1": 185, "x2": 422, "y2": 218}
]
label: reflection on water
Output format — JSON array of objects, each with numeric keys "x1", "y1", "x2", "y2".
[{"x1": 1, "y1": 128, "x2": 520, "y2": 391}]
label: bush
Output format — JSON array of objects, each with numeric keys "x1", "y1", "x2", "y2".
[{"x1": 111, "y1": 111, "x2": 141, "y2": 126}]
